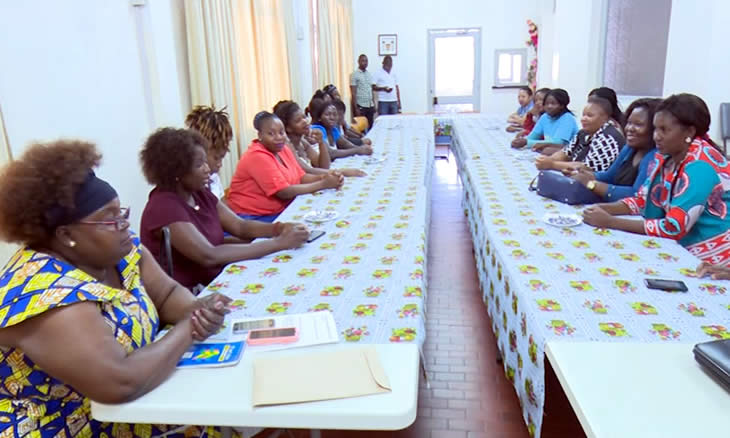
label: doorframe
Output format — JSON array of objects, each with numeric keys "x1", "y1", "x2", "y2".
[{"x1": 427, "y1": 27, "x2": 482, "y2": 112}]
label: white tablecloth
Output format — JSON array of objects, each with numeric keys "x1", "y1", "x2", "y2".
[
  {"x1": 451, "y1": 114, "x2": 730, "y2": 438},
  {"x1": 200, "y1": 116, "x2": 435, "y2": 347}
]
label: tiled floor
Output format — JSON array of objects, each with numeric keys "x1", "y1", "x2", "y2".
[{"x1": 271, "y1": 154, "x2": 584, "y2": 437}]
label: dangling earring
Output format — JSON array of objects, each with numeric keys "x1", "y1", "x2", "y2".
[
  {"x1": 68, "y1": 241, "x2": 76, "y2": 248},
  {"x1": 685, "y1": 136, "x2": 692, "y2": 143}
]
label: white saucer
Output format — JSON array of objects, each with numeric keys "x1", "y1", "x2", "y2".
[
  {"x1": 303, "y1": 210, "x2": 339, "y2": 223},
  {"x1": 364, "y1": 156, "x2": 387, "y2": 165},
  {"x1": 542, "y1": 212, "x2": 583, "y2": 228}
]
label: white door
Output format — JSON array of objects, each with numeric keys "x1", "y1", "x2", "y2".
[{"x1": 428, "y1": 28, "x2": 481, "y2": 112}]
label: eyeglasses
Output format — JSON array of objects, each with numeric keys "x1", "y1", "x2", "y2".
[{"x1": 78, "y1": 207, "x2": 130, "y2": 231}]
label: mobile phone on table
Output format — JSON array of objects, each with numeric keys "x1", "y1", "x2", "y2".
[
  {"x1": 307, "y1": 230, "x2": 326, "y2": 243},
  {"x1": 232, "y1": 318, "x2": 275, "y2": 335},
  {"x1": 644, "y1": 278, "x2": 688, "y2": 292},
  {"x1": 246, "y1": 327, "x2": 299, "y2": 346}
]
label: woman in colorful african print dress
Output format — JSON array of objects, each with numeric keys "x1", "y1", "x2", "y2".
[
  {"x1": 0, "y1": 140, "x2": 234, "y2": 437},
  {"x1": 583, "y1": 94, "x2": 730, "y2": 266}
]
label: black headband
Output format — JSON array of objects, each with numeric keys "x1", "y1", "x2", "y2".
[{"x1": 45, "y1": 171, "x2": 118, "y2": 229}]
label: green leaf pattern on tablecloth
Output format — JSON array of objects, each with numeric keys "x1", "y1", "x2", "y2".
[
  {"x1": 196, "y1": 116, "x2": 431, "y2": 373},
  {"x1": 451, "y1": 115, "x2": 730, "y2": 438}
]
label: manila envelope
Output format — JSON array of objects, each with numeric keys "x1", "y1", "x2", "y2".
[{"x1": 252, "y1": 346, "x2": 392, "y2": 407}]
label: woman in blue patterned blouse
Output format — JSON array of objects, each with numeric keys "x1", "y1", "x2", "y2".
[{"x1": 0, "y1": 140, "x2": 233, "y2": 437}]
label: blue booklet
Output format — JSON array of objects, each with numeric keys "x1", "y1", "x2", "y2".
[{"x1": 176, "y1": 341, "x2": 245, "y2": 369}]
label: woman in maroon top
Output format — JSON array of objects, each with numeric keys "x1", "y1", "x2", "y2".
[{"x1": 139, "y1": 128, "x2": 309, "y2": 291}]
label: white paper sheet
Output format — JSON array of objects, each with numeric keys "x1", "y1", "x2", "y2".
[{"x1": 230, "y1": 311, "x2": 339, "y2": 351}]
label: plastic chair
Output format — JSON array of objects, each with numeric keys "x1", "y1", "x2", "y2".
[
  {"x1": 352, "y1": 116, "x2": 369, "y2": 133},
  {"x1": 721, "y1": 103, "x2": 730, "y2": 156},
  {"x1": 159, "y1": 226, "x2": 173, "y2": 277}
]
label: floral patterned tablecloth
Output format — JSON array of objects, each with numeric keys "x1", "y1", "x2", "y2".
[
  {"x1": 451, "y1": 115, "x2": 730, "y2": 437},
  {"x1": 200, "y1": 116, "x2": 434, "y2": 347}
]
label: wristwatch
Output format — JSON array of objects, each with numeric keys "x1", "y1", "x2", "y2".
[{"x1": 586, "y1": 180, "x2": 597, "y2": 191}]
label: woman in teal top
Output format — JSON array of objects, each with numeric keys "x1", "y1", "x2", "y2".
[
  {"x1": 514, "y1": 88, "x2": 579, "y2": 155},
  {"x1": 309, "y1": 99, "x2": 371, "y2": 159}
]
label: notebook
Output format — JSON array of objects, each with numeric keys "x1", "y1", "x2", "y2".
[{"x1": 176, "y1": 340, "x2": 245, "y2": 369}]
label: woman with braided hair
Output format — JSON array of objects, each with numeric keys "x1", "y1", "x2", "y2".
[{"x1": 185, "y1": 105, "x2": 233, "y2": 199}]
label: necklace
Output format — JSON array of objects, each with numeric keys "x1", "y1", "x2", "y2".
[{"x1": 186, "y1": 195, "x2": 200, "y2": 211}]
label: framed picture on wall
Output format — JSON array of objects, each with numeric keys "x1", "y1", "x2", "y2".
[{"x1": 378, "y1": 34, "x2": 397, "y2": 56}]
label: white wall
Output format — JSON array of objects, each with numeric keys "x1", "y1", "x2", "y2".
[
  {"x1": 148, "y1": 0, "x2": 192, "y2": 126},
  {"x1": 352, "y1": 0, "x2": 539, "y2": 115},
  {"x1": 663, "y1": 0, "x2": 730, "y2": 142},
  {"x1": 538, "y1": 0, "x2": 729, "y2": 142},
  {"x1": 537, "y1": 0, "x2": 606, "y2": 114},
  {"x1": 0, "y1": 0, "x2": 189, "y2": 233}
]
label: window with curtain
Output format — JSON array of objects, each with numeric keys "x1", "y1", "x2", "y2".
[
  {"x1": 310, "y1": 0, "x2": 320, "y2": 92},
  {"x1": 184, "y1": 0, "x2": 299, "y2": 189},
  {"x1": 309, "y1": 0, "x2": 354, "y2": 116},
  {"x1": 603, "y1": 0, "x2": 672, "y2": 96}
]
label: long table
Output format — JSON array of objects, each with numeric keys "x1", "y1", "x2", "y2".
[
  {"x1": 451, "y1": 114, "x2": 730, "y2": 437},
  {"x1": 91, "y1": 116, "x2": 435, "y2": 433},
  {"x1": 91, "y1": 343, "x2": 420, "y2": 432},
  {"x1": 200, "y1": 115, "x2": 434, "y2": 347},
  {"x1": 545, "y1": 341, "x2": 729, "y2": 438}
]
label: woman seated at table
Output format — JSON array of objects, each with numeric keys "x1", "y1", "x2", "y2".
[
  {"x1": 273, "y1": 99, "x2": 366, "y2": 178},
  {"x1": 568, "y1": 98, "x2": 661, "y2": 201},
  {"x1": 227, "y1": 111, "x2": 344, "y2": 222},
  {"x1": 583, "y1": 93, "x2": 730, "y2": 266},
  {"x1": 185, "y1": 105, "x2": 232, "y2": 199},
  {"x1": 322, "y1": 84, "x2": 371, "y2": 145},
  {"x1": 511, "y1": 88, "x2": 579, "y2": 155},
  {"x1": 589, "y1": 86, "x2": 625, "y2": 131},
  {"x1": 275, "y1": 99, "x2": 331, "y2": 169},
  {"x1": 506, "y1": 86, "x2": 534, "y2": 132},
  {"x1": 140, "y1": 128, "x2": 309, "y2": 291},
  {"x1": 512, "y1": 87, "x2": 549, "y2": 143},
  {"x1": 535, "y1": 96, "x2": 625, "y2": 173},
  {"x1": 0, "y1": 140, "x2": 234, "y2": 436},
  {"x1": 310, "y1": 99, "x2": 373, "y2": 157}
]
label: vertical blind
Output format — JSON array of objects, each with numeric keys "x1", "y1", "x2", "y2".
[{"x1": 603, "y1": 0, "x2": 672, "y2": 96}]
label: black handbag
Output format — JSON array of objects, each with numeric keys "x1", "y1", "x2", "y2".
[
  {"x1": 693, "y1": 339, "x2": 730, "y2": 391},
  {"x1": 530, "y1": 170, "x2": 602, "y2": 205}
]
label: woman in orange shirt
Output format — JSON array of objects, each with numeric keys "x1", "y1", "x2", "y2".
[{"x1": 227, "y1": 111, "x2": 344, "y2": 222}]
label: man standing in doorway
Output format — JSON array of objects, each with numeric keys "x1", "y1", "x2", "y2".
[
  {"x1": 373, "y1": 55, "x2": 401, "y2": 115},
  {"x1": 350, "y1": 54, "x2": 376, "y2": 131}
]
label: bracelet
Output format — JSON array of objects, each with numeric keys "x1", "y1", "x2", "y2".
[{"x1": 273, "y1": 222, "x2": 283, "y2": 236}]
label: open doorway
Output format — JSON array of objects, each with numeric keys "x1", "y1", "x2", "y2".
[{"x1": 427, "y1": 28, "x2": 481, "y2": 113}]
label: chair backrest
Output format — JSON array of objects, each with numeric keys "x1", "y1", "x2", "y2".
[
  {"x1": 352, "y1": 116, "x2": 369, "y2": 133},
  {"x1": 159, "y1": 226, "x2": 173, "y2": 277},
  {"x1": 721, "y1": 103, "x2": 730, "y2": 140}
]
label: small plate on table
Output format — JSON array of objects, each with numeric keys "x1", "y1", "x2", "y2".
[
  {"x1": 364, "y1": 156, "x2": 387, "y2": 165},
  {"x1": 543, "y1": 213, "x2": 583, "y2": 228},
  {"x1": 303, "y1": 210, "x2": 339, "y2": 224}
]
